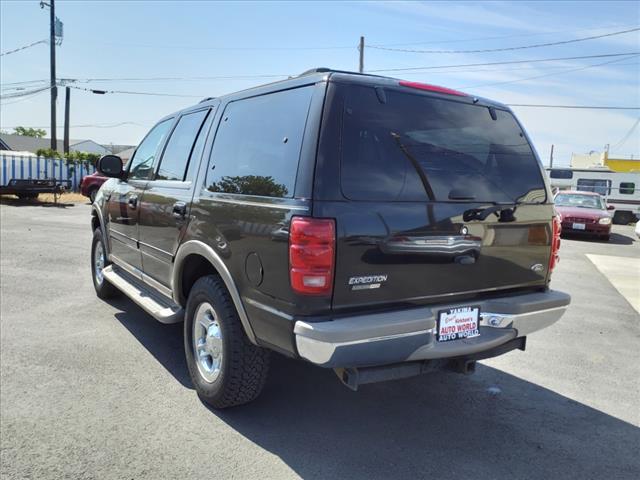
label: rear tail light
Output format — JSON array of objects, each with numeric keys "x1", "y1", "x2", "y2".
[
  {"x1": 289, "y1": 216, "x2": 335, "y2": 295},
  {"x1": 399, "y1": 80, "x2": 467, "y2": 97},
  {"x1": 549, "y1": 215, "x2": 561, "y2": 273}
]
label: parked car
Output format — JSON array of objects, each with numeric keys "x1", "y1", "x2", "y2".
[
  {"x1": 89, "y1": 68, "x2": 570, "y2": 408},
  {"x1": 554, "y1": 190, "x2": 614, "y2": 241},
  {"x1": 80, "y1": 171, "x2": 108, "y2": 203}
]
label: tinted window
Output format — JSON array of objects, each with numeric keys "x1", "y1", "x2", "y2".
[
  {"x1": 206, "y1": 86, "x2": 313, "y2": 198},
  {"x1": 550, "y1": 169, "x2": 573, "y2": 179},
  {"x1": 156, "y1": 109, "x2": 209, "y2": 181},
  {"x1": 129, "y1": 119, "x2": 172, "y2": 180},
  {"x1": 340, "y1": 85, "x2": 546, "y2": 203},
  {"x1": 185, "y1": 111, "x2": 212, "y2": 181},
  {"x1": 620, "y1": 182, "x2": 635, "y2": 194},
  {"x1": 577, "y1": 178, "x2": 611, "y2": 196}
]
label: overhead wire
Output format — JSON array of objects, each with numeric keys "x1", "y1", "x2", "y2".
[
  {"x1": 0, "y1": 39, "x2": 48, "y2": 57},
  {"x1": 457, "y1": 54, "x2": 640, "y2": 89},
  {"x1": 367, "y1": 52, "x2": 640, "y2": 73},
  {"x1": 367, "y1": 27, "x2": 640, "y2": 54}
]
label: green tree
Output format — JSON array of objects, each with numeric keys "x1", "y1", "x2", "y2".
[{"x1": 14, "y1": 126, "x2": 47, "y2": 138}]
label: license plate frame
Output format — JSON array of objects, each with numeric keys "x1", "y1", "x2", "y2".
[
  {"x1": 437, "y1": 306, "x2": 481, "y2": 342},
  {"x1": 572, "y1": 222, "x2": 586, "y2": 230}
]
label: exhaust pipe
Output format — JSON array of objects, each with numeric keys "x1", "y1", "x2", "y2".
[{"x1": 334, "y1": 361, "x2": 444, "y2": 391}]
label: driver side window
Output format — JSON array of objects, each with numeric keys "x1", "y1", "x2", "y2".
[{"x1": 128, "y1": 119, "x2": 173, "y2": 180}]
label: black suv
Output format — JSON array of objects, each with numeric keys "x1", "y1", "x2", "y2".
[{"x1": 90, "y1": 69, "x2": 570, "y2": 408}]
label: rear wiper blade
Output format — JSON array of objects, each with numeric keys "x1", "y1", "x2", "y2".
[{"x1": 463, "y1": 203, "x2": 518, "y2": 222}]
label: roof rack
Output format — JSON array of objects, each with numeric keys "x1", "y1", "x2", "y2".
[
  {"x1": 297, "y1": 67, "x2": 382, "y2": 78},
  {"x1": 199, "y1": 97, "x2": 215, "y2": 103}
]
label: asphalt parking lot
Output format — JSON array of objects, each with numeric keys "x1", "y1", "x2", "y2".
[{"x1": 1, "y1": 202, "x2": 639, "y2": 480}]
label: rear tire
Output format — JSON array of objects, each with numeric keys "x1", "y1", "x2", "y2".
[
  {"x1": 613, "y1": 211, "x2": 633, "y2": 225},
  {"x1": 184, "y1": 275, "x2": 270, "y2": 409},
  {"x1": 16, "y1": 193, "x2": 38, "y2": 200},
  {"x1": 91, "y1": 228, "x2": 118, "y2": 299}
]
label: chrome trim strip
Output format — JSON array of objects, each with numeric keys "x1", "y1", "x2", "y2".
[
  {"x1": 203, "y1": 194, "x2": 310, "y2": 212},
  {"x1": 139, "y1": 240, "x2": 172, "y2": 258},
  {"x1": 243, "y1": 297, "x2": 294, "y2": 321}
]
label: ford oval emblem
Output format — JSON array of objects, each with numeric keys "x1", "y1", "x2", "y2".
[{"x1": 530, "y1": 263, "x2": 544, "y2": 272}]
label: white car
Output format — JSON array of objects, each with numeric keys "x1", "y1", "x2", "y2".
[{"x1": 635, "y1": 221, "x2": 640, "y2": 239}]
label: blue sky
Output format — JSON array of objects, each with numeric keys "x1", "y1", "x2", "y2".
[{"x1": 1, "y1": 0, "x2": 639, "y2": 165}]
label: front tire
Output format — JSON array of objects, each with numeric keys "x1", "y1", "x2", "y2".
[
  {"x1": 184, "y1": 275, "x2": 270, "y2": 409},
  {"x1": 89, "y1": 188, "x2": 98, "y2": 204},
  {"x1": 91, "y1": 228, "x2": 118, "y2": 299}
]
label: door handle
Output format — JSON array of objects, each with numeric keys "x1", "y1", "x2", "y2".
[
  {"x1": 172, "y1": 201, "x2": 187, "y2": 218},
  {"x1": 128, "y1": 195, "x2": 138, "y2": 209}
]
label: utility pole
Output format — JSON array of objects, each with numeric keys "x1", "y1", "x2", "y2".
[
  {"x1": 64, "y1": 86, "x2": 70, "y2": 154},
  {"x1": 549, "y1": 144, "x2": 554, "y2": 168},
  {"x1": 358, "y1": 36, "x2": 364, "y2": 73},
  {"x1": 49, "y1": 0, "x2": 57, "y2": 151}
]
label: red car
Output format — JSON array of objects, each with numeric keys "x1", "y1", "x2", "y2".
[
  {"x1": 79, "y1": 171, "x2": 108, "y2": 203},
  {"x1": 554, "y1": 190, "x2": 614, "y2": 241}
]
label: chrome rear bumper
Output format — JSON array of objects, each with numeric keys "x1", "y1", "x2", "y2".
[{"x1": 294, "y1": 290, "x2": 570, "y2": 368}]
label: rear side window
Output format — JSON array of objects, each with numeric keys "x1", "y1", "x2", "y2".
[
  {"x1": 550, "y1": 169, "x2": 573, "y2": 179},
  {"x1": 577, "y1": 178, "x2": 611, "y2": 196},
  {"x1": 156, "y1": 109, "x2": 209, "y2": 181},
  {"x1": 206, "y1": 86, "x2": 314, "y2": 198},
  {"x1": 620, "y1": 182, "x2": 635, "y2": 194},
  {"x1": 340, "y1": 85, "x2": 546, "y2": 204}
]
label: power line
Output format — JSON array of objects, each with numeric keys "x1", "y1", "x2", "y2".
[
  {"x1": 63, "y1": 73, "x2": 290, "y2": 83},
  {"x1": 610, "y1": 118, "x2": 640, "y2": 150},
  {"x1": 457, "y1": 54, "x2": 640, "y2": 89},
  {"x1": 0, "y1": 86, "x2": 53, "y2": 100},
  {"x1": 367, "y1": 52, "x2": 640, "y2": 73},
  {"x1": 368, "y1": 23, "x2": 640, "y2": 47},
  {"x1": 66, "y1": 85, "x2": 203, "y2": 98},
  {"x1": 1, "y1": 122, "x2": 148, "y2": 129},
  {"x1": 67, "y1": 40, "x2": 357, "y2": 51},
  {"x1": 368, "y1": 27, "x2": 640, "y2": 54},
  {"x1": 506, "y1": 104, "x2": 640, "y2": 110},
  {"x1": 0, "y1": 39, "x2": 48, "y2": 57}
]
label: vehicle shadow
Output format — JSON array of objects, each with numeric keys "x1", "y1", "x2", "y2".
[
  {"x1": 105, "y1": 298, "x2": 640, "y2": 479},
  {"x1": 212, "y1": 355, "x2": 640, "y2": 480},
  {"x1": 562, "y1": 232, "x2": 635, "y2": 245},
  {"x1": 0, "y1": 196, "x2": 75, "y2": 208},
  {"x1": 609, "y1": 232, "x2": 636, "y2": 245},
  {"x1": 108, "y1": 297, "x2": 192, "y2": 388}
]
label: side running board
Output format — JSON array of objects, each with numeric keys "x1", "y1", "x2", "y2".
[{"x1": 102, "y1": 265, "x2": 184, "y2": 324}]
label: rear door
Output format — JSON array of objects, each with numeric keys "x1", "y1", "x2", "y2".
[
  {"x1": 314, "y1": 82, "x2": 554, "y2": 310},
  {"x1": 138, "y1": 107, "x2": 213, "y2": 288},
  {"x1": 107, "y1": 118, "x2": 173, "y2": 270}
]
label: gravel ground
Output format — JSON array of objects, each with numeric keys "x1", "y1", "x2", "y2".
[{"x1": 1, "y1": 202, "x2": 638, "y2": 480}]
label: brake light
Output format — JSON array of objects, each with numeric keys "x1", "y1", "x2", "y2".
[
  {"x1": 289, "y1": 216, "x2": 335, "y2": 295},
  {"x1": 399, "y1": 80, "x2": 467, "y2": 97},
  {"x1": 549, "y1": 216, "x2": 561, "y2": 273}
]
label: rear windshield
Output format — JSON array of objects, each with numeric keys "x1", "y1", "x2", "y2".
[
  {"x1": 340, "y1": 85, "x2": 546, "y2": 203},
  {"x1": 555, "y1": 193, "x2": 606, "y2": 210}
]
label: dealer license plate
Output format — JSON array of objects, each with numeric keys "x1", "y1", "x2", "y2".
[
  {"x1": 572, "y1": 223, "x2": 586, "y2": 230},
  {"x1": 437, "y1": 306, "x2": 480, "y2": 342}
]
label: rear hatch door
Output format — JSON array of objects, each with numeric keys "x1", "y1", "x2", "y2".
[{"x1": 314, "y1": 81, "x2": 554, "y2": 310}]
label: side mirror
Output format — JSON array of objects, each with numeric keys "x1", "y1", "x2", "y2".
[
  {"x1": 97, "y1": 155, "x2": 124, "y2": 178},
  {"x1": 607, "y1": 205, "x2": 615, "y2": 211}
]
